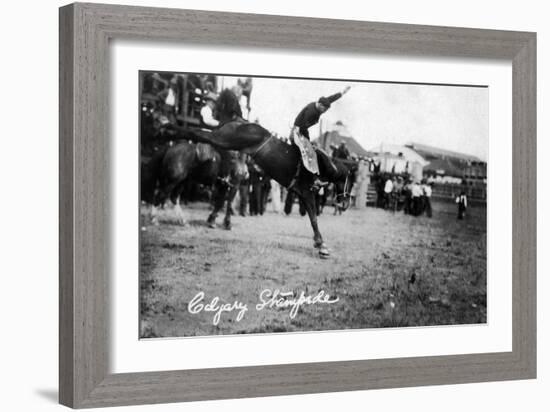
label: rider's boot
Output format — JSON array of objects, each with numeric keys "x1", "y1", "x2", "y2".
[{"x1": 311, "y1": 175, "x2": 329, "y2": 192}]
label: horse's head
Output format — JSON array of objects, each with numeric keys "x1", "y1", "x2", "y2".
[
  {"x1": 332, "y1": 161, "x2": 358, "y2": 212},
  {"x1": 215, "y1": 88, "x2": 243, "y2": 124}
]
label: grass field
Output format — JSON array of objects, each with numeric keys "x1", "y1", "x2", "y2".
[{"x1": 140, "y1": 200, "x2": 487, "y2": 338}]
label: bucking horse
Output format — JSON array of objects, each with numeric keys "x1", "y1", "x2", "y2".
[{"x1": 181, "y1": 90, "x2": 356, "y2": 258}]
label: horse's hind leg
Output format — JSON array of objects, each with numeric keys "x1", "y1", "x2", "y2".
[
  {"x1": 171, "y1": 181, "x2": 188, "y2": 226},
  {"x1": 151, "y1": 191, "x2": 167, "y2": 226},
  {"x1": 152, "y1": 180, "x2": 179, "y2": 225},
  {"x1": 173, "y1": 196, "x2": 188, "y2": 226},
  {"x1": 207, "y1": 182, "x2": 227, "y2": 228}
]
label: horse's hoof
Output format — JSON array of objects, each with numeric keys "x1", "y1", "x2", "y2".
[
  {"x1": 223, "y1": 224, "x2": 232, "y2": 231},
  {"x1": 319, "y1": 248, "x2": 330, "y2": 259},
  {"x1": 207, "y1": 222, "x2": 216, "y2": 229},
  {"x1": 316, "y1": 242, "x2": 330, "y2": 258}
]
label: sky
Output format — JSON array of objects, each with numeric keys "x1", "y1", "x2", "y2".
[{"x1": 221, "y1": 75, "x2": 488, "y2": 161}]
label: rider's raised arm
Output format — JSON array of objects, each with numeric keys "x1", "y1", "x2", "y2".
[
  {"x1": 327, "y1": 86, "x2": 351, "y2": 103},
  {"x1": 326, "y1": 92, "x2": 343, "y2": 104}
]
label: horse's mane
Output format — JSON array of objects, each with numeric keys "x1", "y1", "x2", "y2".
[{"x1": 216, "y1": 89, "x2": 243, "y2": 120}]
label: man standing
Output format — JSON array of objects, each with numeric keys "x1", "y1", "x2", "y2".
[
  {"x1": 200, "y1": 92, "x2": 219, "y2": 128},
  {"x1": 289, "y1": 86, "x2": 351, "y2": 190},
  {"x1": 249, "y1": 163, "x2": 269, "y2": 216},
  {"x1": 237, "y1": 77, "x2": 253, "y2": 116},
  {"x1": 383, "y1": 176, "x2": 394, "y2": 210},
  {"x1": 392, "y1": 176, "x2": 404, "y2": 211},
  {"x1": 156, "y1": 76, "x2": 178, "y2": 125},
  {"x1": 422, "y1": 180, "x2": 433, "y2": 218},
  {"x1": 456, "y1": 191, "x2": 468, "y2": 220},
  {"x1": 411, "y1": 180, "x2": 423, "y2": 216}
]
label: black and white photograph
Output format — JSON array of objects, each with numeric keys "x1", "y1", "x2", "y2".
[
  {"x1": 139, "y1": 71, "x2": 488, "y2": 338},
  {"x1": 3, "y1": 0, "x2": 544, "y2": 410}
]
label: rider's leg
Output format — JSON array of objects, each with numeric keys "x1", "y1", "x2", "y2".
[
  {"x1": 290, "y1": 163, "x2": 328, "y2": 192},
  {"x1": 288, "y1": 162, "x2": 302, "y2": 190}
]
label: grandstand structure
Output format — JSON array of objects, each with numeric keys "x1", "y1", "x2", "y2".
[
  {"x1": 405, "y1": 142, "x2": 487, "y2": 186},
  {"x1": 140, "y1": 71, "x2": 218, "y2": 129}
]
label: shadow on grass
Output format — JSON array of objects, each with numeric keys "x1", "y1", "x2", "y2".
[{"x1": 187, "y1": 219, "x2": 210, "y2": 227}]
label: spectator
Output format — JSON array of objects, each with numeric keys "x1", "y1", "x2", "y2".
[
  {"x1": 249, "y1": 163, "x2": 270, "y2": 216},
  {"x1": 238, "y1": 77, "x2": 253, "y2": 114},
  {"x1": 411, "y1": 180, "x2": 423, "y2": 216},
  {"x1": 403, "y1": 178, "x2": 413, "y2": 214},
  {"x1": 391, "y1": 176, "x2": 404, "y2": 212},
  {"x1": 156, "y1": 76, "x2": 178, "y2": 125},
  {"x1": 456, "y1": 191, "x2": 468, "y2": 220},
  {"x1": 422, "y1": 181, "x2": 433, "y2": 218},
  {"x1": 200, "y1": 92, "x2": 219, "y2": 128},
  {"x1": 383, "y1": 177, "x2": 394, "y2": 209}
]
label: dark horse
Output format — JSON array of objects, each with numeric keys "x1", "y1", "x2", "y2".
[
  {"x1": 141, "y1": 141, "x2": 248, "y2": 229},
  {"x1": 181, "y1": 96, "x2": 355, "y2": 258},
  {"x1": 331, "y1": 158, "x2": 358, "y2": 214}
]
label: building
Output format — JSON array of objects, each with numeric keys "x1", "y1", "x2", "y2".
[
  {"x1": 405, "y1": 142, "x2": 487, "y2": 186},
  {"x1": 316, "y1": 121, "x2": 371, "y2": 158},
  {"x1": 369, "y1": 143, "x2": 429, "y2": 182}
]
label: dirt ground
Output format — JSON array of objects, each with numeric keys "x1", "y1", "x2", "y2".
[{"x1": 140, "y1": 200, "x2": 487, "y2": 338}]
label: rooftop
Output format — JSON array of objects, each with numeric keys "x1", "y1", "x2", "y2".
[
  {"x1": 405, "y1": 142, "x2": 484, "y2": 163},
  {"x1": 369, "y1": 143, "x2": 429, "y2": 166},
  {"x1": 315, "y1": 122, "x2": 370, "y2": 158}
]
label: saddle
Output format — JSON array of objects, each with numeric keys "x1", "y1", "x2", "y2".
[{"x1": 290, "y1": 127, "x2": 319, "y2": 174}]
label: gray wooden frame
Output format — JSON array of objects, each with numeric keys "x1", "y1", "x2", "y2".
[{"x1": 59, "y1": 2, "x2": 536, "y2": 408}]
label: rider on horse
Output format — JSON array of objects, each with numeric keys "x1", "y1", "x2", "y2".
[{"x1": 288, "y1": 85, "x2": 351, "y2": 191}]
